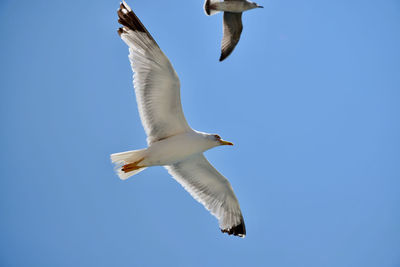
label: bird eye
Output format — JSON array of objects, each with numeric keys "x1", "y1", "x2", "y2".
[{"x1": 214, "y1": 135, "x2": 221, "y2": 140}]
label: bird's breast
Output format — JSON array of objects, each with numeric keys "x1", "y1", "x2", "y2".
[{"x1": 143, "y1": 132, "x2": 210, "y2": 166}]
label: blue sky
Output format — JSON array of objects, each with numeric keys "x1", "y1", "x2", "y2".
[{"x1": 1, "y1": 0, "x2": 400, "y2": 266}]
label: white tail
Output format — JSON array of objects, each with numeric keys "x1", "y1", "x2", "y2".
[
  {"x1": 110, "y1": 149, "x2": 148, "y2": 180},
  {"x1": 204, "y1": 0, "x2": 221, "y2": 16}
]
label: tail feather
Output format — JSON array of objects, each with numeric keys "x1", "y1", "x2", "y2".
[
  {"x1": 204, "y1": 0, "x2": 221, "y2": 16},
  {"x1": 111, "y1": 149, "x2": 147, "y2": 180}
]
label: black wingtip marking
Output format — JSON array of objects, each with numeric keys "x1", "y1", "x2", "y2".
[
  {"x1": 117, "y1": 2, "x2": 146, "y2": 33},
  {"x1": 117, "y1": 1, "x2": 158, "y2": 46},
  {"x1": 205, "y1": 0, "x2": 211, "y2": 15},
  {"x1": 221, "y1": 219, "x2": 246, "y2": 237},
  {"x1": 219, "y1": 51, "x2": 231, "y2": 62},
  {"x1": 117, "y1": 27, "x2": 125, "y2": 36}
]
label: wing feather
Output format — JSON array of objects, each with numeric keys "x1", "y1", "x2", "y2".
[
  {"x1": 166, "y1": 154, "x2": 246, "y2": 237},
  {"x1": 220, "y1": 12, "x2": 243, "y2": 61},
  {"x1": 117, "y1": 1, "x2": 190, "y2": 144}
]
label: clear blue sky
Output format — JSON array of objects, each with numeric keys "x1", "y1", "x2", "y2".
[{"x1": 1, "y1": 0, "x2": 399, "y2": 266}]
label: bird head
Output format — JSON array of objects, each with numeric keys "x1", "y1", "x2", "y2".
[
  {"x1": 212, "y1": 134, "x2": 234, "y2": 146},
  {"x1": 252, "y1": 2, "x2": 264, "y2": 8}
]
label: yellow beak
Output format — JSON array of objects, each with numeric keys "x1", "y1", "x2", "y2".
[{"x1": 219, "y1": 140, "x2": 234, "y2": 146}]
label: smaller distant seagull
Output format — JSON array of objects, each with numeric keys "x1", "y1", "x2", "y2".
[
  {"x1": 112, "y1": 1, "x2": 246, "y2": 237},
  {"x1": 204, "y1": 0, "x2": 263, "y2": 61}
]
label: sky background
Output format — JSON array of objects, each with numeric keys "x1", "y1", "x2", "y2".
[{"x1": 1, "y1": 0, "x2": 400, "y2": 266}]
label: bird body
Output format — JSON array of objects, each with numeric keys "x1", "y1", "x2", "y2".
[
  {"x1": 208, "y1": 0, "x2": 259, "y2": 14},
  {"x1": 127, "y1": 131, "x2": 230, "y2": 168},
  {"x1": 111, "y1": 1, "x2": 246, "y2": 237},
  {"x1": 143, "y1": 132, "x2": 215, "y2": 166}
]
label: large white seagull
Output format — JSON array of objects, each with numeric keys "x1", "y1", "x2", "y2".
[{"x1": 111, "y1": 1, "x2": 246, "y2": 237}]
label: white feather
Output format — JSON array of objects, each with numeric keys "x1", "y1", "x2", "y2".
[
  {"x1": 119, "y1": 30, "x2": 190, "y2": 145},
  {"x1": 166, "y1": 154, "x2": 244, "y2": 234},
  {"x1": 110, "y1": 149, "x2": 147, "y2": 180}
]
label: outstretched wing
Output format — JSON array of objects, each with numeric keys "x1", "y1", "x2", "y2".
[
  {"x1": 220, "y1": 12, "x2": 243, "y2": 61},
  {"x1": 118, "y1": 1, "x2": 191, "y2": 144},
  {"x1": 166, "y1": 154, "x2": 246, "y2": 237}
]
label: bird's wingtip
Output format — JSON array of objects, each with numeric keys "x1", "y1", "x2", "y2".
[
  {"x1": 121, "y1": 0, "x2": 132, "y2": 11},
  {"x1": 117, "y1": 0, "x2": 148, "y2": 35},
  {"x1": 221, "y1": 219, "x2": 246, "y2": 237}
]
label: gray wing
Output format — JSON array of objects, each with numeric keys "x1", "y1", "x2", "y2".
[
  {"x1": 220, "y1": 12, "x2": 243, "y2": 61},
  {"x1": 165, "y1": 154, "x2": 246, "y2": 237},
  {"x1": 117, "y1": 1, "x2": 191, "y2": 144}
]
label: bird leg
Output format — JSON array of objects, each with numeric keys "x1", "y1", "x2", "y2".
[{"x1": 122, "y1": 158, "x2": 144, "y2": 173}]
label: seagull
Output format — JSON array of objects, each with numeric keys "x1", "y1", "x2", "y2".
[
  {"x1": 111, "y1": 1, "x2": 246, "y2": 237},
  {"x1": 204, "y1": 0, "x2": 263, "y2": 61}
]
